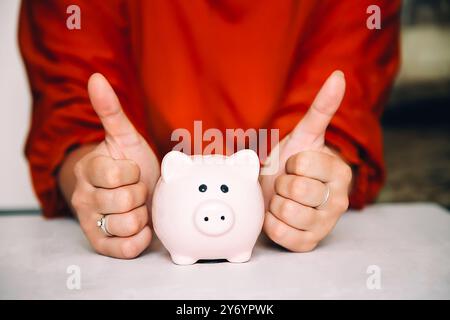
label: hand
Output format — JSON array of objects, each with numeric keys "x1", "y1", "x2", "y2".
[
  {"x1": 70, "y1": 73, "x2": 160, "y2": 258},
  {"x1": 260, "y1": 71, "x2": 352, "y2": 252}
]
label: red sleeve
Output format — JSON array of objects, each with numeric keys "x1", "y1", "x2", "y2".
[
  {"x1": 18, "y1": 0, "x2": 148, "y2": 217},
  {"x1": 270, "y1": 0, "x2": 401, "y2": 209}
]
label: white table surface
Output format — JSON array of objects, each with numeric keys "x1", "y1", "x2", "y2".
[{"x1": 0, "y1": 203, "x2": 449, "y2": 300}]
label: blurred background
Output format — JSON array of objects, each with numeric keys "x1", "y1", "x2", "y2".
[
  {"x1": 379, "y1": 0, "x2": 450, "y2": 208},
  {"x1": 0, "y1": 0, "x2": 449, "y2": 212}
]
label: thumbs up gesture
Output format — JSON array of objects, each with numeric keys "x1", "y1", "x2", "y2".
[
  {"x1": 70, "y1": 74, "x2": 160, "y2": 258},
  {"x1": 260, "y1": 71, "x2": 353, "y2": 252}
]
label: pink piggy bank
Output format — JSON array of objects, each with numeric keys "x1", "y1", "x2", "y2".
[{"x1": 152, "y1": 149, "x2": 264, "y2": 265}]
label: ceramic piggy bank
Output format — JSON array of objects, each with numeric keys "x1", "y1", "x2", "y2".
[{"x1": 152, "y1": 149, "x2": 264, "y2": 265}]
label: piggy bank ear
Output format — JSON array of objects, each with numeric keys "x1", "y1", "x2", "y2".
[
  {"x1": 227, "y1": 149, "x2": 260, "y2": 181},
  {"x1": 161, "y1": 151, "x2": 193, "y2": 182}
]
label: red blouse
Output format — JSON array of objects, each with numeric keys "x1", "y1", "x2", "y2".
[{"x1": 18, "y1": 0, "x2": 400, "y2": 217}]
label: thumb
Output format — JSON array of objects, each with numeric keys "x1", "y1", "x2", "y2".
[
  {"x1": 288, "y1": 70, "x2": 346, "y2": 149},
  {"x1": 88, "y1": 73, "x2": 140, "y2": 157}
]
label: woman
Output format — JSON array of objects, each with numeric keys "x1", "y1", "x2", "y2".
[{"x1": 19, "y1": 0, "x2": 400, "y2": 258}]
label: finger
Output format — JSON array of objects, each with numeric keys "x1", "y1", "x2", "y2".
[
  {"x1": 285, "y1": 151, "x2": 336, "y2": 183},
  {"x1": 275, "y1": 174, "x2": 328, "y2": 207},
  {"x1": 289, "y1": 70, "x2": 346, "y2": 146},
  {"x1": 269, "y1": 194, "x2": 318, "y2": 230},
  {"x1": 104, "y1": 205, "x2": 149, "y2": 237},
  {"x1": 316, "y1": 191, "x2": 350, "y2": 214},
  {"x1": 87, "y1": 73, "x2": 139, "y2": 146},
  {"x1": 264, "y1": 212, "x2": 318, "y2": 252},
  {"x1": 95, "y1": 226, "x2": 152, "y2": 259},
  {"x1": 95, "y1": 181, "x2": 148, "y2": 214},
  {"x1": 86, "y1": 155, "x2": 140, "y2": 188}
]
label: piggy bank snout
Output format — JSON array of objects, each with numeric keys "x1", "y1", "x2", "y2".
[{"x1": 194, "y1": 200, "x2": 235, "y2": 237}]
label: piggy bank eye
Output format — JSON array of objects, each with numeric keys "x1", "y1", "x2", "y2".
[
  {"x1": 198, "y1": 184, "x2": 207, "y2": 192},
  {"x1": 220, "y1": 184, "x2": 229, "y2": 193}
]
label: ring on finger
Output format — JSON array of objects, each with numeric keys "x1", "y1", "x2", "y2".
[
  {"x1": 97, "y1": 215, "x2": 113, "y2": 237},
  {"x1": 316, "y1": 184, "x2": 330, "y2": 209}
]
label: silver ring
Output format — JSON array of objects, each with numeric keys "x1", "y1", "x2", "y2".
[
  {"x1": 97, "y1": 215, "x2": 113, "y2": 237},
  {"x1": 316, "y1": 184, "x2": 330, "y2": 209}
]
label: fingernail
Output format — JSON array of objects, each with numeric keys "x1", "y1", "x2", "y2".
[{"x1": 333, "y1": 70, "x2": 345, "y2": 78}]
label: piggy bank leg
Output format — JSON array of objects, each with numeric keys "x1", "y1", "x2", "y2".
[
  {"x1": 228, "y1": 251, "x2": 252, "y2": 263},
  {"x1": 170, "y1": 254, "x2": 197, "y2": 265}
]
